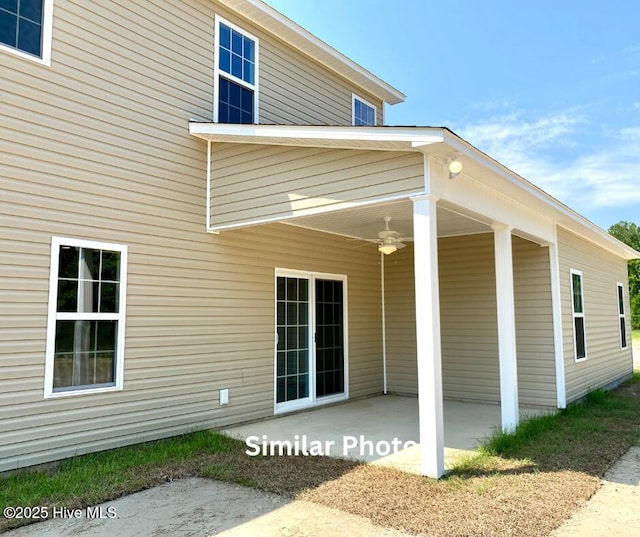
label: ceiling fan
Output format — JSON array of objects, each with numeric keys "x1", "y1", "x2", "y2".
[{"x1": 373, "y1": 217, "x2": 411, "y2": 255}]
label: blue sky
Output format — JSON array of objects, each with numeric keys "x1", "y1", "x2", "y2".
[{"x1": 264, "y1": 0, "x2": 640, "y2": 231}]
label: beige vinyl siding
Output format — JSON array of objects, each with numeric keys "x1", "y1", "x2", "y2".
[
  {"x1": 512, "y1": 236, "x2": 556, "y2": 407},
  {"x1": 439, "y1": 234, "x2": 500, "y2": 402},
  {"x1": 259, "y1": 35, "x2": 384, "y2": 125},
  {"x1": 1, "y1": 222, "x2": 383, "y2": 471},
  {"x1": 0, "y1": 0, "x2": 385, "y2": 471},
  {"x1": 386, "y1": 234, "x2": 500, "y2": 401},
  {"x1": 209, "y1": 143, "x2": 424, "y2": 227},
  {"x1": 386, "y1": 234, "x2": 557, "y2": 407},
  {"x1": 384, "y1": 244, "x2": 418, "y2": 393},
  {"x1": 557, "y1": 227, "x2": 633, "y2": 403}
]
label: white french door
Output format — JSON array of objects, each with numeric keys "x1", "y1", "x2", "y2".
[{"x1": 274, "y1": 269, "x2": 348, "y2": 413}]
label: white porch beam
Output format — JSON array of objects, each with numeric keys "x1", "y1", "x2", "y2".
[
  {"x1": 412, "y1": 194, "x2": 445, "y2": 479},
  {"x1": 493, "y1": 224, "x2": 519, "y2": 432}
]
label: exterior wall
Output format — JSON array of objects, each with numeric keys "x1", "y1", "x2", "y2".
[
  {"x1": 512, "y1": 236, "x2": 556, "y2": 407},
  {"x1": 1, "y1": 221, "x2": 383, "y2": 472},
  {"x1": 386, "y1": 233, "x2": 557, "y2": 407},
  {"x1": 386, "y1": 234, "x2": 500, "y2": 401},
  {"x1": 557, "y1": 227, "x2": 633, "y2": 403},
  {"x1": 209, "y1": 144, "x2": 424, "y2": 228},
  {"x1": 0, "y1": 0, "x2": 387, "y2": 471}
]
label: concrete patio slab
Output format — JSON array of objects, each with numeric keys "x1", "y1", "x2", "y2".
[{"x1": 224, "y1": 395, "x2": 551, "y2": 473}]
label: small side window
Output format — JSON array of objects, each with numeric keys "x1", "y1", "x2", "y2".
[
  {"x1": 352, "y1": 94, "x2": 377, "y2": 126},
  {"x1": 45, "y1": 237, "x2": 128, "y2": 397},
  {"x1": 570, "y1": 269, "x2": 586, "y2": 361},
  {"x1": 617, "y1": 283, "x2": 627, "y2": 349}
]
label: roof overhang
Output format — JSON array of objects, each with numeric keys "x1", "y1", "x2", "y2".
[
  {"x1": 215, "y1": 0, "x2": 405, "y2": 105},
  {"x1": 189, "y1": 123, "x2": 443, "y2": 151},
  {"x1": 190, "y1": 122, "x2": 640, "y2": 261}
]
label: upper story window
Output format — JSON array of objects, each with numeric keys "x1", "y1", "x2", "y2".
[
  {"x1": 44, "y1": 237, "x2": 128, "y2": 398},
  {"x1": 0, "y1": 0, "x2": 53, "y2": 64},
  {"x1": 214, "y1": 16, "x2": 258, "y2": 124},
  {"x1": 352, "y1": 94, "x2": 377, "y2": 126}
]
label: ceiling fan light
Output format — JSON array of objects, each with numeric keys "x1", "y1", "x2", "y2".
[{"x1": 379, "y1": 244, "x2": 397, "y2": 255}]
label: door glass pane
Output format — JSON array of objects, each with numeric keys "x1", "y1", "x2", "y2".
[
  {"x1": 315, "y1": 279, "x2": 345, "y2": 397},
  {"x1": 276, "y1": 277, "x2": 310, "y2": 404}
]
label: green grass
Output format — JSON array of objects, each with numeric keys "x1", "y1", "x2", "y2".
[
  {"x1": 455, "y1": 376, "x2": 640, "y2": 477},
  {"x1": 0, "y1": 431, "x2": 239, "y2": 530},
  {"x1": 633, "y1": 328, "x2": 640, "y2": 344}
]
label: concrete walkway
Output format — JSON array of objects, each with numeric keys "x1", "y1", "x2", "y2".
[
  {"x1": 3, "y1": 478, "x2": 411, "y2": 537},
  {"x1": 552, "y1": 446, "x2": 640, "y2": 536}
]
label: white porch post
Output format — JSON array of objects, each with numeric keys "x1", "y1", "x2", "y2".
[
  {"x1": 412, "y1": 194, "x2": 444, "y2": 479},
  {"x1": 547, "y1": 237, "x2": 566, "y2": 409},
  {"x1": 493, "y1": 224, "x2": 519, "y2": 432}
]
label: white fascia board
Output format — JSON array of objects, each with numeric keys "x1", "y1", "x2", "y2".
[
  {"x1": 441, "y1": 130, "x2": 640, "y2": 260},
  {"x1": 217, "y1": 0, "x2": 405, "y2": 105},
  {"x1": 189, "y1": 123, "x2": 443, "y2": 145}
]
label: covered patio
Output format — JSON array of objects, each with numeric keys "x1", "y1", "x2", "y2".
[
  {"x1": 190, "y1": 123, "x2": 571, "y2": 478},
  {"x1": 224, "y1": 395, "x2": 552, "y2": 474}
]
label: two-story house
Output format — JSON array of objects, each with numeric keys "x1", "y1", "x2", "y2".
[{"x1": 1, "y1": 0, "x2": 637, "y2": 478}]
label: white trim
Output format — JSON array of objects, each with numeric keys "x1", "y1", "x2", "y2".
[
  {"x1": 570, "y1": 268, "x2": 587, "y2": 362},
  {"x1": 617, "y1": 282, "x2": 628, "y2": 350},
  {"x1": 273, "y1": 268, "x2": 349, "y2": 415},
  {"x1": 547, "y1": 234, "x2": 566, "y2": 409},
  {"x1": 190, "y1": 122, "x2": 443, "y2": 145},
  {"x1": 44, "y1": 236, "x2": 128, "y2": 398},
  {"x1": 213, "y1": 14, "x2": 259, "y2": 124},
  {"x1": 412, "y1": 195, "x2": 444, "y2": 478},
  {"x1": 0, "y1": 0, "x2": 54, "y2": 66},
  {"x1": 493, "y1": 224, "x2": 519, "y2": 432},
  {"x1": 351, "y1": 93, "x2": 377, "y2": 126}
]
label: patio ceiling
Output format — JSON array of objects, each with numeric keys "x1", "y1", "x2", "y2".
[{"x1": 282, "y1": 198, "x2": 494, "y2": 243}]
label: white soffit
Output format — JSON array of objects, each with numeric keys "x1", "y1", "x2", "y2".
[{"x1": 216, "y1": 0, "x2": 405, "y2": 105}]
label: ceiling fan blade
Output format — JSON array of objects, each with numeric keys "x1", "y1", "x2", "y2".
[
  {"x1": 394, "y1": 241, "x2": 407, "y2": 249},
  {"x1": 378, "y1": 230, "x2": 401, "y2": 240}
]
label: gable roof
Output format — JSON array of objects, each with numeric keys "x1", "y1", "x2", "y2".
[{"x1": 216, "y1": 0, "x2": 405, "y2": 105}]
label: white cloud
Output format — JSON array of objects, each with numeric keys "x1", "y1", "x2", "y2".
[{"x1": 457, "y1": 112, "x2": 640, "y2": 212}]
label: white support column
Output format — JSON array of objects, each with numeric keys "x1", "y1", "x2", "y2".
[
  {"x1": 412, "y1": 194, "x2": 444, "y2": 479},
  {"x1": 493, "y1": 224, "x2": 519, "y2": 432},
  {"x1": 547, "y1": 237, "x2": 566, "y2": 409}
]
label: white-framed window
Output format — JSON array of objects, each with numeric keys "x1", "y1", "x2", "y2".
[
  {"x1": 570, "y1": 269, "x2": 587, "y2": 361},
  {"x1": 213, "y1": 15, "x2": 258, "y2": 124},
  {"x1": 617, "y1": 282, "x2": 628, "y2": 350},
  {"x1": 44, "y1": 237, "x2": 128, "y2": 398},
  {"x1": 352, "y1": 94, "x2": 377, "y2": 126},
  {"x1": 0, "y1": 0, "x2": 53, "y2": 65}
]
